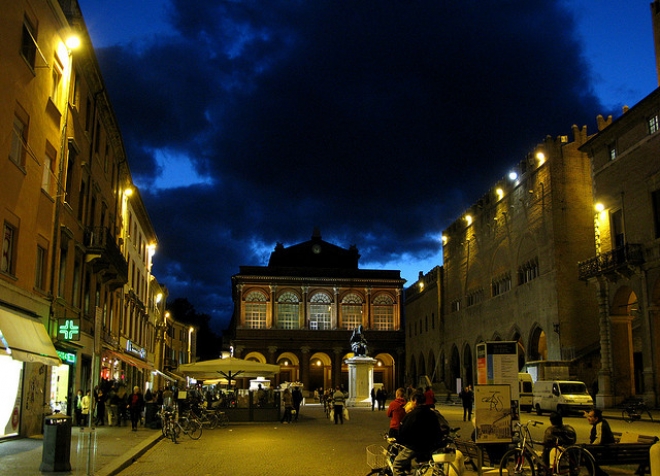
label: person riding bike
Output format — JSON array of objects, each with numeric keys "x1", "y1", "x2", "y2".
[{"x1": 392, "y1": 393, "x2": 447, "y2": 475}]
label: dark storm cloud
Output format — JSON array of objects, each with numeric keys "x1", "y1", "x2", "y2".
[{"x1": 93, "y1": 0, "x2": 606, "y2": 331}]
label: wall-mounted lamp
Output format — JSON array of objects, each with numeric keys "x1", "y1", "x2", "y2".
[
  {"x1": 594, "y1": 202, "x2": 605, "y2": 213},
  {"x1": 508, "y1": 171, "x2": 518, "y2": 181},
  {"x1": 496, "y1": 188, "x2": 504, "y2": 201},
  {"x1": 441, "y1": 235, "x2": 448, "y2": 245},
  {"x1": 464, "y1": 214, "x2": 473, "y2": 226},
  {"x1": 536, "y1": 151, "x2": 546, "y2": 166}
]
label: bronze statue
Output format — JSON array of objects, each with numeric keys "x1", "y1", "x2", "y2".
[{"x1": 350, "y1": 325, "x2": 368, "y2": 356}]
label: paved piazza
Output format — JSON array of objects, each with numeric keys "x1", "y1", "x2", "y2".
[{"x1": 117, "y1": 403, "x2": 643, "y2": 476}]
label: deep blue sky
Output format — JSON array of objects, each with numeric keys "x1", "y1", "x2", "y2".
[{"x1": 76, "y1": 0, "x2": 658, "y2": 332}]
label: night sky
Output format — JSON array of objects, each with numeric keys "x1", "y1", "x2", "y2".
[{"x1": 76, "y1": 0, "x2": 658, "y2": 332}]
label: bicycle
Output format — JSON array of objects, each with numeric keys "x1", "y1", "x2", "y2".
[
  {"x1": 366, "y1": 434, "x2": 403, "y2": 476},
  {"x1": 499, "y1": 420, "x2": 595, "y2": 476},
  {"x1": 414, "y1": 428, "x2": 463, "y2": 476},
  {"x1": 159, "y1": 406, "x2": 203, "y2": 443},
  {"x1": 622, "y1": 399, "x2": 654, "y2": 423}
]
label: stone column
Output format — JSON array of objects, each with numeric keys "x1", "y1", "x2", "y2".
[
  {"x1": 595, "y1": 276, "x2": 614, "y2": 408},
  {"x1": 333, "y1": 347, "x2": 344, "y2": 388},
  {"x1": 300, "y1": 346, "x2": 310, "y2": 392}
]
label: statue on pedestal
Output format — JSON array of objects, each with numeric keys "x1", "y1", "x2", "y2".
[{"x1": 350, "y1": 325, "x2": 368, "y2": 356}]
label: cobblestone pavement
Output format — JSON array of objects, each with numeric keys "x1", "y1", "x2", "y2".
[
  {"x1": 116, "y1": 404, "x2": 648, "y2": 476},
  {"x1": 1, "y1": 402, "x2": 652, "y2": 475}
]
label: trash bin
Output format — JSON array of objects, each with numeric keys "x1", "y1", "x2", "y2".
[{"x1": 40, "y1": 413, "x2": 72, "y2": 472}]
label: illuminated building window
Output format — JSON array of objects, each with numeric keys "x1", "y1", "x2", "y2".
[
  {"x1": 244, "y1": 291, "x2": 267, "y2": 329},
  {"x1": 451, "y1": 299, "x2": 461, "y2": 312},
  {"x1": 649, "y1": 115, "x2": 659, "y2": 135},
  {"x1": 372, "y1": 294, "x2": 394, "y2": 330},
  {"x1": 276, "y1": 292, "x2": 299, "y2": 329},
  {"x1": 309, "y1": 293, "x2": 332, "y2": 330},
  {"x1": 608, "y1": 144, "x2": 617, "y2": 161},
  {"x1": 341, "y1": 293, "x2": 363, "y2": 329}
]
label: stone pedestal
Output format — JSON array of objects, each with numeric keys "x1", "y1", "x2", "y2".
[{"x1": 346, "y1": 356, "x2": 376, "y2": 407}]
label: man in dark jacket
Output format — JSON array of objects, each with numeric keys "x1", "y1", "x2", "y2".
[{"x1": 392, "y1": 393, "x2": 444, "y2": 475}]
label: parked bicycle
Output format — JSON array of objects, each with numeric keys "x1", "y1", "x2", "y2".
[
  {"x1": 187, "y1": 404, "x2": 229, "y2": 429},
  {"x1": 414, "y1": 427, "x2": 463, "y2": 476},
  {"x1": 159, "y1": 406, "x2": 202, "y2": 443},
  {"x1": 499, "y1": 419, "x2": 595, "y2": 476},
  {"x1": 622, "y1": 399, "x2": 654, "y2": 423}
]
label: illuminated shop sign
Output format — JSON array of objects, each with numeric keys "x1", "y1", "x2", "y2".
[
  {"x1": 57, "y1": 319, "x2": 80, "y2": 341},
  {"x1": 56, "y1": 350, "x2": 76, "y2": 364},
  {"x1": 126, "y1": 340, "x2": 146, "y2": 359}
]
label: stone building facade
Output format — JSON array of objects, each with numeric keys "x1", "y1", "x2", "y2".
[
  {"x1": 411, "y1": 128, "x2": 601, "y2": 394},
  {"x1": 578, "y1": 89, "x2": 660, "y2": 408},
  {"x1": 229, "y1": 231, "x2": 406, "y2": 396}
]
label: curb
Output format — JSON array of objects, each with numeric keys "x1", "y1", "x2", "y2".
[{"x1": 95, "y1": 432, "x2": 163, "y2": 476}]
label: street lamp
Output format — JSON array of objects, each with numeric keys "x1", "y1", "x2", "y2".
[{"x1": 187, "y1": 327, "x2": 194, "y2": 363}]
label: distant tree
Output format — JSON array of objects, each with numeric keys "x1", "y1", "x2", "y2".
[{"x1": 167, "y1": 298, "x2": 221, "y2": 361}]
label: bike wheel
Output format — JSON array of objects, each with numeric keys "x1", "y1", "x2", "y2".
[
  {"x1": 170, "y1": 423, "x2": 178, "y2": 443},
  {"x1": 218, "y1": 412, "x2": 229, "y2": 427},
  {"x1": 645, "y1": 409, "x2": 654, "y2": 422},
  {"x1": 207, "y1": 413, "x2": 219, "y2": 430},
  {"x1": 187, "y1": 419, "x2": 202, "y2": 440},
  {"x1": 622, "y1": 410, "x2": 633, "y2": 423},
  {"x1": 557, "y1": 446, "x2": 595, "y2": 476},
  {"x1": 500, "y1": 449, "x2": 536, "y2": 476}
]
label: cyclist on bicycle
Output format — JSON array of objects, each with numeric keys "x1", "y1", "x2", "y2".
[
  {"x1": 542, "y1": 412, "x2": 576, "y2": 466},
  {"x1": 392, "y1": 393, "x2": 446, "y2": 476}
]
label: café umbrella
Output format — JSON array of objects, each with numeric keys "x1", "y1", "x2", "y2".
[{"x1": 177, "y1": 357, "x2": 280, "y2": 381}]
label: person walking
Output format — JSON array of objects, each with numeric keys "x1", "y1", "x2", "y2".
[
  {"x1": 280, "y1": 388, "x2": 294, "y2": 424},
  {"x1": 332, "y1": 386, "x2": 346, "y2": 424},
  {"x1": 94, "y1": 386, "x2": 106, "y2": 426},
  {"x1": 371, "y1": 387, "x2": 377, "y2": 411},
  {"x1": 292, "y1": 386, "x2": 303, "y2": 421},
  {"x1": 424, "y1": 385, "x2": 436, "y2": 407},
  {"x1": 81, "y1": 390, "x2": 91, "y2": 427},
  {"x1": 128, "y1": 386, "x2": 145, "y2": 431},
  {"x1": 377, "y1": 388, "x2": 388, "y2": 410},
  {"x1": 459, "y1": 385, "x2": 474, "y2": 421},
  {"x1": 386, "y1": 387, "x2": 407, "y2": 438},
  {"x1": 74, "y1": 389, "x2": 83, "y2": 426}
]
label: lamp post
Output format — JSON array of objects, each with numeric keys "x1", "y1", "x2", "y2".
[{"x1": 187, "y1": 327, "x2": 194, "y2": 363}]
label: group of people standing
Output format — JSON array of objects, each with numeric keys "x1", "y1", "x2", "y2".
[
  {"x1": 370, "y1": 387, "x2": 388, "y2": 411},
  {"x1": 72, "y1": 382, "x2": 147, "y2": 431}
]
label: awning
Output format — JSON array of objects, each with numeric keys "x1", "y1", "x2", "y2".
[
  {"x1": 104, "y1": 350, "x2": 153, "y2": 370},
  {"x1": 0, "y1": 309, "x2": 61, "y2": 366},
  {"x1": 152, "y1": 369, "x2": 176, "y2": 382}
]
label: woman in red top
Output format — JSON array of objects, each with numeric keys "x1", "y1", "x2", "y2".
[{"x1": 386, "y1": 388, "x2": 407, "y2": 437}]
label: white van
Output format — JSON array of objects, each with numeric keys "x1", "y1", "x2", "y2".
[
  {"x1": 518, "y1": 373, "x2": 534, "y2": 412},
  {"x1": 532, "y1": 380, "x2": 593, "y2": 416}
]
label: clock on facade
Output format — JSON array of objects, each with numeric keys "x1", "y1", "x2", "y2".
[{"x1": 312, "y1": 244, "x2": 321, "y2": 254}]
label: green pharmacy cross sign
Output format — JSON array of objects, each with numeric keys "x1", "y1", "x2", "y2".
[{"x1": 57, "y1": 319, "x2": 80, "y2": 341}]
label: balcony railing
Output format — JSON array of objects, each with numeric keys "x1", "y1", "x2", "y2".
[
  {"x1": 85, "y1": 226, "x2": 129, "y2": 290},
  {"x1": 578, "y1": 243, "x2": 644, "y2": 281}
]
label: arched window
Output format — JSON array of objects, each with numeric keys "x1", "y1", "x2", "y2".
[
  {"x1": 277, "y1": 292, "x2": 300, "y2": 329},
  {"x1": 372, "y1": 294, "x2": 394, "y2": 330},
  {"x1": 244, "y1": 291, "x2": 267, "y2": 329},
  {"x1": 341, "y1": 293, "x2": 363, "y2": 329},
  {"x1": 309, "y1": 293, "x2": 332, "y2": 330}
]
